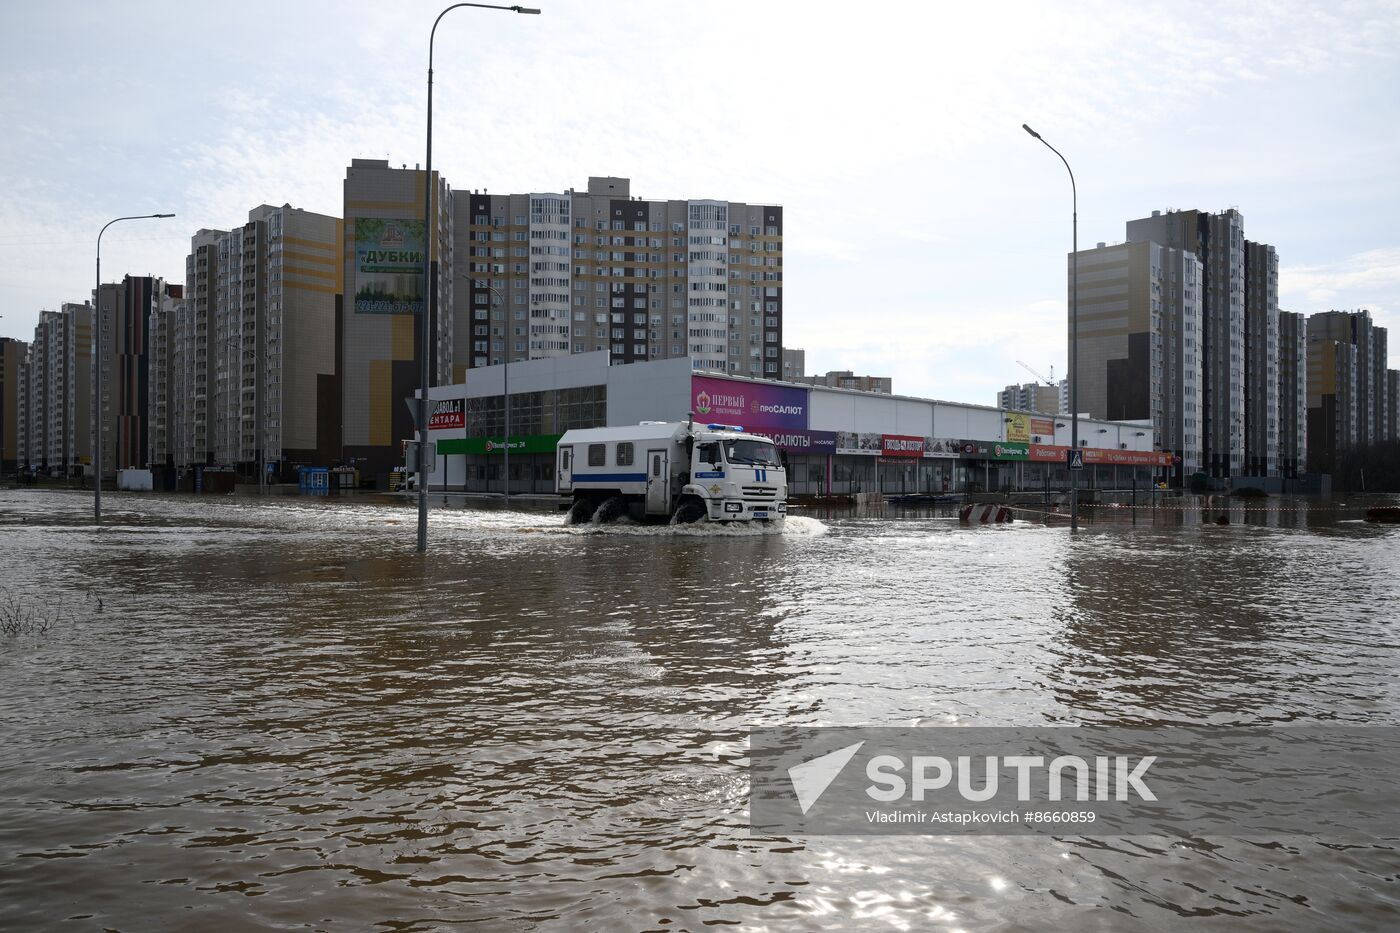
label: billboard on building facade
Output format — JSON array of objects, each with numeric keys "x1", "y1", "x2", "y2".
[
  {"x1": 353, "y1": 218, "x2": 425, "y2": 315},
  {"x1": 836, "y1": 431, "x2": 884, "y2": 455},
  {"x1": 768, "y1": 429, "x2": 837, "y2": 453},
  {"x1": 427, "y1": 398, "x2": 465, "y2": 430},
  {"x1": 881, "y1": 435, "x2": 925, "y2": 457},
  {"x1": 1031, "y1": 417, "x2": 1057, "y2": 438},
  {"x1": 922, "y1": 438, "x2": 962, "y2": 458},
  {"x1": 1005, "y1": 413, "x2": 1031, "y2": 443},
  {"x1": 691, "y1": 376, "x2": 809, "y2": 432}
]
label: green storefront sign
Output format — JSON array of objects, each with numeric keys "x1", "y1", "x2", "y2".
[
  {"x1": 437, "y1": 434, "x2": 562, "y2": 456},
  {"x1": 959, "y1": 441, "x2": 1030, "y2": 461}
]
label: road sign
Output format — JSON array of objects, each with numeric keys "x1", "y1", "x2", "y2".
[{"x1": 1067, "y1": 448, "x2": 1084, "y2": 471}]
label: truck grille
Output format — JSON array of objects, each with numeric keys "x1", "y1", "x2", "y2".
[{"x1": 742, "y1": 486, "x2": 777, "y2": 499}]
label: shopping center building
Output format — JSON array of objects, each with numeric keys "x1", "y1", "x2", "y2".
[{"x1": 416, "y1": 352, "x2": 1170, "y2": 496}]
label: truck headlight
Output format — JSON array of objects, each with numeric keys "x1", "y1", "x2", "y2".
[
  {"x1": 777, "y1": 502, "x2": 787, "y2": 512},
  {"x1": 724, "y1": 502, "x2": 743, "y2": 513}
]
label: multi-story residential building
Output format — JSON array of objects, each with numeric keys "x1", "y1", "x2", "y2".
[
  {"x1": 21, "y1": 303, "x2": 92, "y2": 476},
  {"x1": 174, "y1": 229, "x2": 224, "y2": 468},
  {"x1": 794, "y1": 370, "x2": 893, "y2": 394},
  {"x1": 93, "y1": 275, "x2": 161, "y2": 475},
  {"x1": 1125, "y1": 208, "x2": 1245, "y2": 477},
  {"x1": 343, "y1": 159, "x2": 452, "y2": 481},
  {"x1": 996, "y1": 382, "x2": 1059, "y2": 414},
  {"x1": 1069, "y1": 239, "x2": 1203, "y2": 476},
  {"x1": 1243, "y1": 241, "x2": 1279, "y2": 476},
  {"x1": 1388, "y1": 369, "x2": 1400, "y2": 443},
  {"x1": 781, "y1": 347, "x2": 805, "y2": 382},
  {"x1": 175, "y1": 206, "x2": 345, "y2": 479},
  {"x1": 1306, "y1": 309, "x2": 1390, "y2": 470},
  {"x1": 1277, "y1": 311, "x2": 1308, "y2": 477},
  {"x1": 147, "y1": 281, "x2": 182, "y2": 472},
  {"x1": 454, "y1": 176, "x2": 783, "y2": 380},
  {"x1": 0, "y1": 337, "x2": 28, "y2": 474}
]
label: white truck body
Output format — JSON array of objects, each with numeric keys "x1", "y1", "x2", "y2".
[{"x1": 556, "y1": 420, "x2": 787, "y2": 524}]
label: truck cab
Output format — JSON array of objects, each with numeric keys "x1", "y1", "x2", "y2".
[{"x1": 557, "y1": 420, "x2": 787, "y2": 525}]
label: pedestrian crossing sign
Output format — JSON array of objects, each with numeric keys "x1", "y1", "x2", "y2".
[{"x1": 1067, "y1": 449, "x2": 1084, "y2": 471}]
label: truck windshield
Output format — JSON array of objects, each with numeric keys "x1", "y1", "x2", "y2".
[{"x1": 724, "y1": 439, "x2": 780, "y2": 466}]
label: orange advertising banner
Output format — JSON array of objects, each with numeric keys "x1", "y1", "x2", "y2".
[{"x1": 1029, "y1": 444, "x2": 1170, "y2": 466}]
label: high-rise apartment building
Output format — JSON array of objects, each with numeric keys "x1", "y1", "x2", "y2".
[
  {"x1": 174, "y1": 229, "x2": 223, "y2": 468},
  {"x1": 1243, "y1": 241, "x2": 1279, "y2": 476},
  {"x1": 165, "y1": 206, "x2": 342, "y2": 478},
  {"x1": 0, "y1": 337, "x2": 28, "y2": 474},
  {"x1": 93, "y1": 275, "x2": 161, "y2": 475},
  {"x1": 1388, "y1": 369, "x2": 1400, "y2": 443},
  {"x1": 1125, "y1": 208, "x2": 1245, "y2": 477},
  {"x1": 1277, "y1": 311, "x2": 1308, "y2": 477},
  {"x1": 343, "y1": 159, "x2": 452, "y2": 480},
  {"x1": 22, "y1": 303, "x2": 92, "y2": 476},
  {"x1": 1070, "y1": 239, "x2": 1203, "y2": 475},
  {"x1": 996, "y1": 382, "x2": 1059, "y2": 414},
  {"x1": 147, "y1": 281, "x2": 181, "y2": 472},
  {"x1": 1306, "y1": 309, "x2": 1389, "y2": 471},
  {"x1": 454, "y1": 177, "x2": 783, "y2": 379}
]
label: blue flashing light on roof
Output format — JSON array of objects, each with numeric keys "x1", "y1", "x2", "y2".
[{"x1": 705, "y1": 424, "x2": 745, "y2": 432}]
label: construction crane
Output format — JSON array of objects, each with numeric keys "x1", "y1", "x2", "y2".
[{"x1": 1016, "y1": 360, "x2": 1057, "y2": 386}]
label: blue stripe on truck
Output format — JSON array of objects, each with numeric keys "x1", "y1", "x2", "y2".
[{"x1": 572, "y1": 472, "x2": 649, "y2": 483}]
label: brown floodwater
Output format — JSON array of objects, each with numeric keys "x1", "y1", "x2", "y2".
[{"x1": 1, "y1": 489, "x2": 1398, "y2": 931}]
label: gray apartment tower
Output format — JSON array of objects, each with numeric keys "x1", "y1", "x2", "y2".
[
  {"x1": 22, "y1": 303, "x2": 92, "y2": 476},
  {"x1": 1070, "y1": 239, "x2": 1203, "y2": 475},
  {"x1": 454, "y1": 177, "x2": 783, "y2": 380},
  {"x1": 1125, "y1": 208, "x2": 1246, "y2": 478},
  {"x1": 1243, "y1": 241, "x2": 1279, "y2": 476},
  {"x1": 1277, "y1": 311, "x2": 1308, "y2": 477}
]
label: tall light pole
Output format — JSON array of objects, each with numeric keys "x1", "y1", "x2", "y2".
[
  {"x1": 1023, "y1": 123, "x2": 1079, "y2": 532},
  {"x1": 95, "y1": 212, "x2": 174, "y2": 523},
  {"x1": 419, "y1": 1, "x2": 540, "y2": 552}
]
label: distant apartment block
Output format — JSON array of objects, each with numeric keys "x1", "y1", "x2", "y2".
[
  {"x1": 0, "y1": 337, "x2": 28, "y2": 473},
  {"x1": 1243, "y1": 241, "x2": 1279, "y2": 476},
  {"x1": 93, "y1": 275, "x2": 163, "y2": 476},
  {"x1": 1070, "y1": 239, "x2": 1203, "y2": 476},
  {"x1": 163, "y1": 206, "x2": 343, "y2": 479},
  {"x1": 455, "y1": 176, "x2": 783, "y2": 379},
  {"x1": 343, "y1": 160, "x2": 452, "y2": 479},
  {"x1": 22, "y1": 303, "x2": 92, "y2": 476},
  {"x1": 1126, "y1": 208, "x2": 1245, "y2": 478},
  {"x1": 793, "y1": 370, "x2": 893, "y2": 394},
  {"x1": 1277, "y1": 311, "x2": 1308, "y2": 477},
  {"x1": 781, "y1": 347, "x2": 805, "y2": 382},
  {"x1": 997, "y1": 382, "x2": 1059, "y2": 415},
  {"x1": 1306, "y1": 309, "x2": 1389, "y2": 471}
]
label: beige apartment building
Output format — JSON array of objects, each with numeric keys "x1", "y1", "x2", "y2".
[
  {"x1": 1070, "y1": 239, "x2": 1203, "y2": 476},
  {"x1": 342, "y1": 159, "x2": 452, "y2": 479},
  {"x1": 1306, "y1": 309, "x2": 1389, "y2": 472},
  {"x1": 0, "y1": 337, "x2": 27, "y2": 474}
]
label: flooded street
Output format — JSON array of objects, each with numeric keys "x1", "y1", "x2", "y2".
[{"x1": 2, "y1": 489, "x2": 1399, "y2": 931}]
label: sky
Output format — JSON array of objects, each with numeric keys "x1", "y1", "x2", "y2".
[{"x1": 2, "y1": 0, "x2": 1399, "y2": 405}]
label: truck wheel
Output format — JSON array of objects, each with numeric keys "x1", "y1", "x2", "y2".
[
  {"x1": 594, "y1": 495, "x2": 627, "y2": 524},
  {"x1": 672, "y1": 500, "x2": 706, "y2": 524},
  {"x1": 566, "y1": 498, "x2": 597, "y2": 525}
]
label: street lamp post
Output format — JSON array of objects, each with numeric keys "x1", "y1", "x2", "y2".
[
  {"x1": 95, "y1": 212, "x2": 174, "y2": 523},
  {"x1": 418, "y1": 1, "x2": 540, "y2": 553},
  {"x1": 1023, "y1": 123, "x2": 1079, "y2": 532}
]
